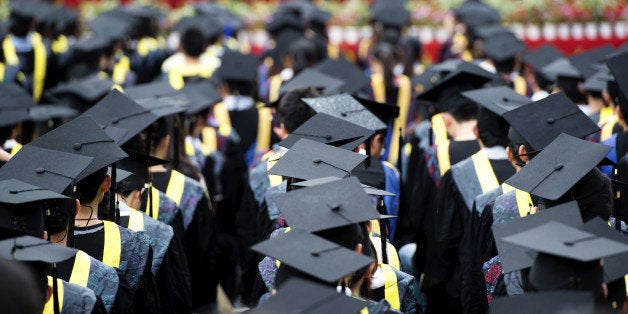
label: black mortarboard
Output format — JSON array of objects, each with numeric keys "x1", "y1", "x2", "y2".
[
  {"x1": 606, "y1": 50, "x2": 628, "y2": 109},
  {"x1": 482, "y1": 32, "x2": 527, "y2": 63},
  {"x1": 124, "y1": 81, "x2": 175, "y2": 99},
  {"x1": 471, "y1": 25, "x2": 510, "y2": 39},
  {"x1": 273, "y1": 177, "x2": 380, "y2": 232},
  {"x1": 461, "y1": 86, "x2": 530, "y2": 116},
  {"x1": 521, "y1": 44, "x2": 565, "y2": 72},
  {"x1": 81, "y1": 89, "x2": 160, "y2": 144},
  {"x1": 90, "y1": 13, "x2": 133, "y2": 42},
  {"x1": 492, "y1": 200, "x2": 583, "y2": 273},
  {"x1": 583, "y1": 70, "x2": 614, "y2": 93},
  {"x1": 0, "y1": 145, "x2": 94, "y2": 194},
  {"x1": 214, "y1": 51, "x2": 258, "y2": 82},
  {"x1": 27, "y1": 105, "x2": 78, "y2": 122},
  {"x1": 502, "y1": 93, "x2": 600, "y2": 151},
  {"x1": 504, "y1": 133, "x2": 611, "y2": 200},
  {"x1": 354, "y1": 96, "x2": 400, "y2": 126},
  {"x1": 124, "y1": 82, "x2": 189, "y2": 116},
  {"x1": 113, "y1": 168, "x2": 132, "y2": 184},
  {"x1": 302, "y1": 93, "x2": 387, "y2": 132},
  {"x1": 579, "y1": 217, "x2": 628, "y2": 282},
  {"x1": 50, "y1": 74, "x2": 114, "y2": 104},
  {"x1": 250, "y1": 278, "x2": 368, "y2": 314},
  {"x1": 250, "y1": 228, "x2": 374, "y2": 283},
  {"x1": 0, "y1": 84, "x2": 36, "y2": 127},
  {"x1": 182, "y1": 81, "x2": 222, "y2": 115},
  {"x1": 569, "y1": 45, "x2": 615, "y2": 80},
  {"x1": 116, "y1": 149, "x2": 167, "y2": 193},
  {"x1": 29, "y1": 116, "x2": 128, "y2": 181},
  {"x1": 454, "y1": 0, "x2": 501, "y2": 28},
  {"x1": 489, "y1": 291, "x2": 595, "y2": 314},
  {"x1": 291, "y1": 176, "x2": 396, "y2": 197},
  {"x1": 172, "y1": 15, "x2": 223, "y2": 40},
  {"x1": 279, "y1": 113, "x2": 374, "y2": 150},
  {"x1": 314, "y1": 57, "x2": 370, "y2": 95},
  {"x1": 0, "y1": 236, "x2": 77, "y2": 263},
  {"x1": 265, "y1": 14, "x2": 303, "y2": 36},
  {"x1": 541, "y1": 58, "x2": 581, "y2": 82},
  {"x1": 372, "y1": 0, "x2": 409, "y2": 28},
  {"x1": 72, "y1": 36, "x2": 110, "y2": 56},
  {"x1": 277, "y1": 69, "x2": 344, "y2": 100},
  {"x1": 267, "y1": 139, "x2": 367, "y2": 180},
  {"x1": 0, "y1": 179, "x2": 69, "y2": 205}
]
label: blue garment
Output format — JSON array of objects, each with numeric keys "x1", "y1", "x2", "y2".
[
  {"x1": 601, "y1": 133, "x2": 617, "y2": 177},
  {"x1": 381, "y1": 161, "x2": 400, "y2": 240}
]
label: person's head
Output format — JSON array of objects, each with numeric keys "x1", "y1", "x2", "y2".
[
  {"x1": 445, "y1": 100, "x2": 479, "y2": 124},
  {"x1": 180, "y1": 27, "x2": 206, "y2": 58},
  {"x1": 399, "y1": 37, "x2": 422, "y2": 77},
  {"x1": 506, "y1": 127, "x2": 535, "y2": 169},
  {"x1": 475, "y1": 107, "x2": 510, "y2": 148},
  {"x1": 9, "y1": 10, "x2": 34, "y2": 38},
  {"x1": 556, "y1": 76, "x2": 587, "y2": 104},
  {"x1": 75, "y1": 167, "x2": 110, "y2": 205},
  {"x1": 275, "y1": 88, "x2": 319, "y2": 138},
  {"x1": 286, "y1": 37, "x2": 321, "y2": 75},
  {"x1": 0, "y1": 259, "x2": 49, "y2": 313},
  {"x1": 369, "y1": 42, "x2": 397, "y2": 93}
]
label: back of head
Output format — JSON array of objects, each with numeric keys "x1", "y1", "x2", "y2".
[
  {"x1": 277, "y1": 88, "x2": 319, "y2": 133},
  {"x1": 557, "y1": 76, "x2": 587, "y2": 104},
  {"x1": 75, "y1": 167, "x2": 108, "y2": 204},
  {"x1": 288, "y1": 38, "x2": 322, "y2": 74},
  {"x1": 477, "y1": 107, "x2": 509, "y2": 148},
  {"x1": 447, "y1": 99, "x2": 479, "y2": 123},
  {"x1": 0, "y1": 259, "x2": 45, "y2": 313},
  {"x1": 181, "y1": 27, "x2": 206, "y2": 58}
]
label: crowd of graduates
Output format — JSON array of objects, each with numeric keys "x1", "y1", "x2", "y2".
[{"x1": 1, "y1": 0, "x2": 628, "y2": 313}]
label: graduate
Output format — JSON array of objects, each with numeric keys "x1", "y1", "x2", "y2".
[{"x1": 520, "y1": 44, "x2": 564, "y2": 101}]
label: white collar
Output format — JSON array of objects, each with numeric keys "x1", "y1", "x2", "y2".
[
  {"x1": 118, "y1": 201, "x2": 131, "y2": 217},
  {"x1": 224, "y1": 95, "x2": 255, "y2": 111},
  {"x1": 370, "y1": 266, "x2": 385, "y2": 289},
  {"x1": 482, "y1": 146, "x2": 508, "y2": 160}
]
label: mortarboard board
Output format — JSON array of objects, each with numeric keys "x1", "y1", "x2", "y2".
[
  {"x1": 273, "y1": 177, "x2": 380, "y2": 232},
  {"x1": 605, "y1": 50, "x2": 628, "y2": 109},
  {"x1": 112, "y1": 168, "x2": 132, "y2": 184},
  {"x1": 302, "y1": 93, "x2": 388, "y2": 132},
  {"x1": 50, "y1": 74, "x2": 114, "y2": 104},
  {"x1": 372, "y1": 0, "x2": 409, "y2": 28},
  {"x1": 124, "y1": 81, "x2": 175, "y2": 99},
  {"x1": 583, "y1": 70, "x2": 614, "y2": 93},
  {"x1": 214, "y1": 51, "x2": 258, "y2": 82},
  {"x1": 27, "y1": 105, "x2": 78, "y2": 122},
  {"x1": 115, "y1": 149, "x2": 167, "y2": 193},
  {"x1": 0, "y1": 235, "x2": 77, "y2": 263},
  {"x1": 453, "y1": 0, "x2": 500, "y2": 28},
  {"x1": 71, "y1": 36, "x2": 110, "y2": 56},
  {"x1": 502, "y1": 93, "x2": 600, "y2": 151},
  {"x1": 265, "y1": 14, "x2": 304, "y2": 36},
  {"x1": 0, "y1": 179, "x2": 69, "y2": 205},
  {"x1": 275, "y1": 69, "x2": 344, "y2": 104},
  {"x1": 250, "y1": 228, "x2": 374, "y2": 283},
  {"x1": 267, "y1": 138, "x2": 367, "y2": 180},
  {"x1": 181, "y1": 81, "x2": 222, "y2": 115},
  {"x1": 0, "y1": 84, "x2": 36, "y2": 127},
  {"x1": 461, "y1": 86, "x2": 530, "y2": 116},
  {"x1": 579, "y1": 217, "x2": 628, "y2": 282},
  {"x1": 482, "y1": 32, "x2": 527, "y2": 63},
  {"x1": 124, "y1": 82, "x2": 190, "y2": 116},
  {"x1": 353, "y1": 96, "x2": 400, "y2": 125},
  {"x1": 540, "y1": 58, "x2": 581, "y2": 82},
  {"x1": 29, "y1": 116, "x2": 128, "y2": 181},
  {"x1": 0, "y1": 145, "x2": 94, "y2": 194},
  {"x1": 81, "y1": 89, "x2": 161, "y2": 144},
  {"x1": 492, "y1": 200, "x2": 583, "y2": 273},
  {"x1": 521, "y1": 44, "x2": 565, "y2": 72},
  {"x1": 90, "y1": 13, "x2": 133, "y2": 42},
  {"x1": 471, "y1": 24, "x2": 510, "y2": 39},
  {"x1": 504, "y1": 133, "x2": 611, "y2": 200},
  {"x1": 569, "y1": 44, "x2": 615, "y2": 80},
  {"x1": 489, "y1": 291, "x2": 595, "y2": 314},
  {"x1": 250, "y1": 277, "x2": 368, "y2": 314},
  {"x1": 279, "y1": 113, "x2": 375, "y2": 150},
  {"x1": 291, "y1": 176, "x2": 396, "y2": 197},
  {"x1": 314, "y1": 57, "x2": 370, "y2": 95}
]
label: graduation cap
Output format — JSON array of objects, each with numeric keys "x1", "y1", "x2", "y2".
[
  {"x1": 502, "y1": 93, "x2": 600, "y2": 151},
  {"x1": 124, "y1": 81, "x2": 190, "y2": 116},
  {"x1": 279, "y1": 113, "x2": 375, "y2": 150},
  {"x1": 265, "y1": 14, "x2": 304, "y2": 36},
  {"x1": 504, "y1": 133, "x2": 611, "y2": 200},
  {"x1": 371, "y1": 0, "x2": 409, "y2": 28},
  {"x1": 10, "y1": 1, "x2": 39, "y2": 20},
  {"x1": 90, "y1": 13, "x2": 134, "y2": 42},
  {"x1": 250, "y1": 277, "x2": 368, "y2": 314},
  {"x1": 124, "y1": 81, "x2": 176, "y2": 99},
  {"x1": 27, "y1": 105, "x2": 78, "y2": 122},
  {"x1": 267, "y1": 139, "x2": 367, "y2": 181},
  {"x1": 489, "y1": 291, "x2": 595, "y2": 314},
  {"x1": 71, "y1": 36, "x2": 110, "y2": 56},
  {"x1": 29, "y1": 116, "x2": 128, "y2": 181},
  {"x1": 453, "y1": 0, "x2": 501, "y2": 28},
  {"x1": 213, "y1": 51, "x2": 258, "y2": 82},
  {"x1": 0, "y1": 145, "x2": 94, "y2": 194},
  {"x1": 606, "y1": 50, "x2": 628, "y2": 109},
  {"x1": 521, "y1": 44, "x2": 565, "y2": 72},
  {"x1": 482, "y1": 32, "x2": 527, "y2": 63},
  {"x1": 116, "y1": 149, "x2": 168, "y2": 191},
  {"x1": 579, "y1": 217, "x2": 628, "y2": 282},
  {"x1": 291, "y1": 176, "x2": 396, "y2": 197},
  {"x1": 314, "y1": 57, "x2": 370, "y2": 95},
  {"x1": 302, "y1": 93, "x2": 387, "y2": 132},
  {"x1": 582, "y1": 70, "x2": 614, "y2": 93},
  {"x1": 49, "y1": 74, "x2": 114, "y2": 104},
  {"x1": 0, "y1": 84, "x2": 37, "y2": 126},
  {"x1": 172, "y1": 15, "x2": 222, "y2": 40},
  {"x1": 492, "y1": 200, "x2": 583, "y2": 273},
  {"x1": 471, "y1": 24, "x2": 511, "y2": 39},
  {"x1": 461, "y1": 86, "x2": 530, "y2": 116},
  {"x1": 275, "y1": 69, "x2": 344, "y2": 104},
  {"x1": 81, "y1": 89, "x2": 161, "y2": 144},
  {"x1": 540, "y1": 58, "x2": 581, "y2": 82},
  {"x1": 180, "y1": 81, "x2": 222, "y2": 115},
  {"x1": 112, "y1": 168, "x2": 132, "y2": 184},
  {"x1": 569, "y1": 44, "x2": 615, "y2": 80},
  {"x1": 353, "y1": 96, "x2": 400, "y2": 126},
  {"x1": 273, "y1": 177, "x2": 380, "y2": 232},
  {"x1": 251, "y1": 228, "x2": 374, "y2": 283}
]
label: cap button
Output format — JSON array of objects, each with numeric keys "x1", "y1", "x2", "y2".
[
  {"x1": 313, "y1": 159, "x2": 322, "y2": 164},
  {"x1": 546, "y1": 117, "x2": 555, "y2": 124},
  {"x1": 9, "y1": 190, "x2": 18, "y2": 194},
  {"x1": 502, "y1": 97, "x2": 509, "y2": 102},
  {"x1": 554, "y1": 163, "x2": 564, "y2": 171},
  {"x1": 73, "y1": 143, "x2": 82, "y2": 150},
  {"x1": 36, "y1": 167, "x2": 45, "y2": 174},
  {"x1": 310, "y1": 252, "x2": 320, "y2": 257},
  {"x1": 111, "y1": 117, "x2": 120, "y2": 124}
]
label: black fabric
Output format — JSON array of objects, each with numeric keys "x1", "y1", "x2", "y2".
[
  {"x1": 616, "y1": 131, "x2": 628, "y2": 161},
  {"x1": 132, "y1": 247, "x2": 161, "y2": 313},
  {"x1": 351, "y1": 156, "x2": 386, "y2": 190},
  {"x1": 489, "y1": 159, "x2": 516, "y2": 185},
  {"x1": 449, "y1": 140, "x2": 481, "y2": 165},
  {"x1": 228, "y1": 106, "x2": 259, "y2": 155},
  {"x1": 73, "y1": 224, "x2": 105, "y2": 261},
  {"x1": 91, "y1": 296, "x2": 107, "y2": 314}
]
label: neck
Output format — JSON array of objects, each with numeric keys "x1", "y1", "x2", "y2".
[
  {"x1": 152, "y1": 148, "x2": 167, "y2": 160},
  {"x1": 183, "y1": 55, "x2": 200, "y2": 65},
  {"x1": 449, "y1": 120, "x2": 477, "y2": 141},
  {"x1": 587, "y1": 97, "x2": 605, "y2": 115},
  {"x1": 350, "y1": 277, "x2": 364, "y2": 297},
  {"x1": 75, "y1": 200, "x2": 101, "y2": 226},
  {"x1": 49, "y1": 229, "x2": 68, "y2": 247},
  {"x1": 149, "y1": 164, "x2": 168, "y2": 173}
]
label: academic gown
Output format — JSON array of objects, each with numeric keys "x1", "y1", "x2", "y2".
[
  {"x1": 73, "y1": 221, "x2": 160, "y2": 313},
  {"x1": 43, "y1": 277, "x2": 104, "y2": 314},
  {"x1": 119, "y1": 204, "x2": 193, "y2": 313},
  {"x1": 422, "y1": 151, "x2": 513, "y2": 314},
  {"x1": 152, "y1": 169, "x2": 219, "y2": 309}
]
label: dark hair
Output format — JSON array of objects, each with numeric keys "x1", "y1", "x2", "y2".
[
  {"x1": 448, "y1": 101, "x2": 479, "y2": 123},
  {"x1": 9, "y1": 13, "x2": 32, "y2": 38},
  {"x1": 44, "y1": 199, "x2": 71, "y2": 235},
  {"x1": 400, "y1": 37, "x2": 422, "y2": 77},
  {"x1": 287, "y1": 38, "x2": 321, "y2": 74},
  {"x1": 277, "y1": 88, "x2": 318, "y2": 133},
  {"x1": 149, "y1": 117, "x2": 201, "y2": 181},
  {"x1": 225, "y1": 80, "x2": 257, "y2": 98},
  {"x1": 557, "y1": 77, "x2": 586, "y2": 104},
  {"x1": 494, "y1": 58, "x2": 516, "y2": 75},
  {"x1": 75, "y1": 167, "x2": 108, "y2": 204},
  {"x1": 534, "y1": 72, "x2": 554, "y2": 93},
  {"x1": 477, "y1": 107, "x2": 510, "y2": 148},
  {"x1": 181, "y1": 27, "x2": 206, "y2": 58},
  {"x1": 370, "y1": 43, "x2": 397, "y2": 95}
]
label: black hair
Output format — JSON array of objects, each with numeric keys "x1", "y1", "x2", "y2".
[
  {"x1": 447, "y1": 100, "x2": 479, "y2": 123},
  {"x1": 75, "y1": 167, "x2": 108, "y2": 204},
  {"x1": 287, "y1": 37, "x2": 321, "y2": 74},
  {"x1": 149, "y1": 117, "x2": 201, "y2": 181},
  {"x1": 44, "y1": 199, "x2": 71, "y2": 235},
  {"x1": 181, "y1": 27, "x2": 206, "y2": 58},
  {"x1": 399, "y1": 36, "x2": 422, "y2": 77},
  {"x1": 477, "y1": 107, "x2": 510, "y2": 148},
  {"x1": 608, "y1": 80, "x2": 628, "y2": 121},
  {"x1": 9, "y1": 13, "x2": 33, "y2": 38},
  {"x1": 277, "y1": 88, "x2": 319, "y2": 133},
  {"x1": 225, "y1": 80, "x2": 257, "y2": 99},
  {"x1": 534, "y1": 72, "x2": 554, "y2": 93},
  {"x1": 557, "y1": 76, "x2": 587, "y2": 104},
  {"x1": 494, "y1": 58, "x2": 516, "y2": 75},
  {"x1": 370, "y1": 42, "x2": 397, "y2": 95},
  {"x1": 0, "y1": 126, "x2": 12, "y2": 147}
]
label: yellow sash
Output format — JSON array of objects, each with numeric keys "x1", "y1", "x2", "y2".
[
  {"x1": 3, "y1": 33, "x2": 46, "y2": 102},
  {"x1": 128, "y1": 208, "x2": 145, "y2": 232},
  {"x1": 10, "y1": 142, "x2": 22, "y2": 156},
  {"x1": 166, "y1": 170, "x2": 186, "y2": 206},
  {"x1": 370, "y1": 234, "x2": 401, "y2": 270},
  {"x1": 69, "y1": 250, "x2": 91, "y2": 288},
  {"x1": 471, "y1": 151, "x2": 499, "y2": 193},
  {"x1": 0, "y1": 62, "x2": 5, "y2": 82},
  {"x1": 381, "y1": 264, "x2": 401, "y2": 310},
  {"x1": 213, "y1": 101, "x2": 233, "y2": 137},
  {"x1": 112, "y1": 55, "x2": 130, "y2": 86},
  {"x1": 51, "y1": 35, "x2": 69, "y2": 55},
  {"x1": 43, "y1": 276, "x2": 64, "y2": 314},
  {"x1": 502, "y1": 184, "x2": 534, "y2": 217},
  {"x1": 185, "y1": 141, "x2": 196, "y2": 157},
  {"x1": 137, "y1": 37, "x2": 158, "y2": 57},
  {"x1": 431, "y1": 113, "x2": 448, "y2": 147},
  {"x1": 168, "y1": 63, "x2": 215, "y2": 90},
  {"x1": 201, "y1": 126, "x2": 218, "y2": 154},
  {"x1": 268, "y1": 74, "x2": 283, "y2": 104},
  {"x1": 388, "y1": 75, "x2": 412, "y2": 164},
  {"x1": 266, "y1": 152, "x2": 284, "y2": 187},
  {"x1": 256, "y1": 105, "x2": 273, "y2": 154},
  {"x1": 437, "y1": 140, "x2": 452, "y2": 176},
  {"x1": 327, "y1": 43, "x2": 340, "y2": 60},
  {"x1": 146, "y1": 187, "x2": 160, "y2": 220},
  {"x1": 102, "y1": 221, "x2": 121, "y2": 268},
  {"x1": 370, "y1": 73, "x2": 386, "y2": 104},
  {"x1": 513, "y1": 75, "x2": 527, "y2": 96},
  {"x1": 358, "y1": 38, "x2": 372, "y2": 62},
  {"x1": 599, "y1": 107, "x2": 618, "y2": 142}
]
